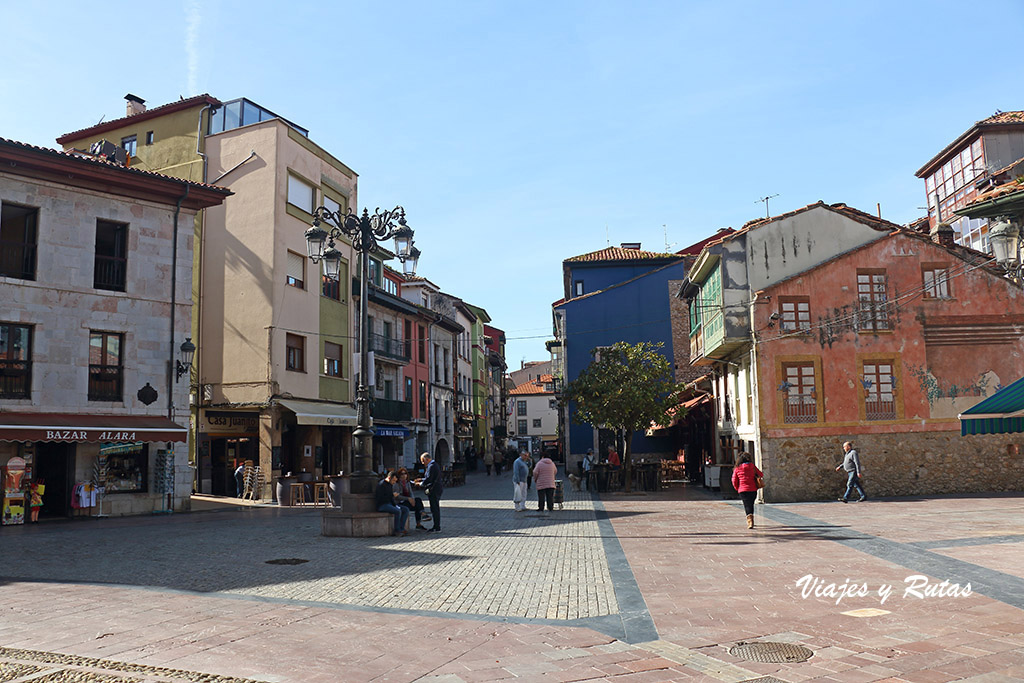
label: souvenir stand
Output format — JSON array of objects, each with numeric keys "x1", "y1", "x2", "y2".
[{"x1": 2, "y1": 457, "x2": 27, "y2": 526}]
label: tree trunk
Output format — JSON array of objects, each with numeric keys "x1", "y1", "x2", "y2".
[{"x1": 622, "y1": 428, "x2": 633, "y2": 493}]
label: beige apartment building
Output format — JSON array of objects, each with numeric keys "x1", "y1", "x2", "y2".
[{"x1": 59, "y1": 96, "x2": 361, "y2": 499}]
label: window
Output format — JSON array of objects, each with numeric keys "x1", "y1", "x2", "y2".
[
  {"x1": 88, "y1": 331, "x2": 123, "y2": 401},
  {"x1": 382, "y1": 321, "x2": 392, "y2": 340},
  {"x1": 0, "y1": 323, "x2": 31, "y2": 399},
  {"x1": 863, "y1": 362, "x2": 896, "y2": 420},
  {"x1": 406, "y1": 377, "x2": 413, "y2": 402},
  {"x1": 321, "y1": 260, "x2": 347, "y2": 300},
  {"x1": 121, "y1": 135, "x2": 137, "y2": 157},
  {"x1": 533, "y1": 418, "x2": 542, "y2": 428},
  {"x1": 517, "y1": 399, "x2": 527, "y2": 416},
  {"x1": 779, "y1": 296, "x2": 811, "y2": 333},
  {"x1": 518, "y1": 419, "x2": 528, "y2": 434},
  {"x1": 923, "y1": 266, "x2": 950, "y2": 299},
  {"x1": 382, "y1": 277, "x2": 398, "y2": 296},
  {"x1": 419, "y1": 380, "x2": 427, "y2": 414},
  {"x1": 286, "y1": 250, "x2": 305, "y2": 289},
  {"x1": 0, "y1": 202, "x2": 38, "y2": 280},
  {"x1": 574, "y1": 280, "x2": 584, "y2": 297},
  {"x1": 418, "y1": 325, "x2": 426, "y2": 363},
  {"x1": 100, "y1": 442, "x2": 149, "y2": 493},
  {"x1": 286, "y1": 333, "x2": 305, "y2": 372},
  {"x1": 368, "y1": 258, "x2": 381, "y2": 286},
  {"x1": 145, "y1": 131, "x2": 154, "y2": 145},
  {"x1": 383, "y1": 379, "x2": 393, "y2": 400},
  {"x1": 287, "y1": 174, "x2": 315, "y2": 214},
  {"x1": 94, "y1": 220, "x2": 127, "y2": 291},
  {"x1": 781, "y1": 362, "x2": 816, "y2": 424},
  {"x1": 323, "y1": 195, "x2": 342, "y2": 219},
  {"x1": 324, "y1": 342, "x2": 342, "y2": 377},
  {"x1": 856, "y1": 270, "x2": 890, "y2": 331}
]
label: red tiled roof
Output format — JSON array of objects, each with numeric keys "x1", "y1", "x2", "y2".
[
  {"x1": 564, "y1": 246, "x2": 681, "y2": 263},
  {"x1": 738, "y1": 201, "x2": 901, "y2": 234},
  {"x1": 509, "y1": 377, "x2": 554, "y2": 395},
  {"x1": 0, "y1": 137, "x2": 231, "y2": 207},
  {"x1": 916, "y1": 111, "x2": 1024, "y2": 178},
  {"x1": 677, "y1": 228, "x2": 735, "y2": 255},
  {"x1": 57, "y1": 94, "x2": 222, "y2": 144},
  {"x1": 967, "y1": 177, "x2": 1024, "y2": 205}
]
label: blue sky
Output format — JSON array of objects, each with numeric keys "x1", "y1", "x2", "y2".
[{"x1": 3, "y1": 1, "x2": 1024, "y2": 367}]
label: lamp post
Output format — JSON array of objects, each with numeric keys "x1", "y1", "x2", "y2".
[
  {"x1": 987, "y1": 216, "x2": 1022, "y2": 283},
  {"x1": 306, "y1": 206, "x2": 418, "y2": 494}
]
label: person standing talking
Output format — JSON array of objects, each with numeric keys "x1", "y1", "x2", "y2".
[
  {"x1": 416, "y1": 453, "x2": 444, "y2": 532},
  {"x1": 836, "y1": 441, "x2": 866, "y2": 503}
]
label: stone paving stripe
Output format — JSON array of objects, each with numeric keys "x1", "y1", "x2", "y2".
[
  {"x1": 591, "y1": 496, "x2": 659, "y2": 644},
  {"x1": 910, "y1": 534, "x2": 1024, "y2": 549},
  {"x1": 753, "y1": 503, "x2": 1024, "y2": 611}
]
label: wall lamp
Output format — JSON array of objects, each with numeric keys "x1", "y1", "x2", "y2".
[{"x1": 175, "y1": 337, "x2": 196, "y2": 382}]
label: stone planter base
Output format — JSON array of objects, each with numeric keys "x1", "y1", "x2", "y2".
[{"x1": 322, "y1": 508, "x2": 393, "y2": 537}]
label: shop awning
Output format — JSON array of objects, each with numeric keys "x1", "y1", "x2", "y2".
[
  {"x1": 278, "y1": 399, "x2": 358, "y2": 427},
  {"x1": 647, "y1": 394, "x2": 712, "y2": 435},
  {"x1": 0, "y1": 413, "x2": 187, "y2": 443},
  {"x1": 376, "y1": 426, "x2": 409, "y2": 438},
  {"x1": 959, "y1": 376, "x2": 1024, "y2": 435}
]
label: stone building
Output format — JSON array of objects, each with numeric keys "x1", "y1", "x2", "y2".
[
  {"x1": 683, "y1": 202, "x2": 1024, "y2": 501},
  {"x1": 0, "y1": 137, "x2": 228, "y2": 517}
]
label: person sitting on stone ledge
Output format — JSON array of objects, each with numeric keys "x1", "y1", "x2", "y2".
[
  {"x1": 375, "y1": 470, "x2": 409, "y2": 536},
  {"x1": 394, "y1": 467, "x2": 427, "y2": 530}
]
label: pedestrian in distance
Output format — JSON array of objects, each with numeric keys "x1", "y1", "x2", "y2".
[
  {"x1": 483, "y1": 450, "x2": 494, "y2": 476},
  {"x1": 394, "y1": 467, "x2": 427, "y2": 530},
  {"x1": 836, "y1": 441, "x2": 866, "y2": 503},
  {"x1": 415, "y1": 452, "x2": 444, "y2": 532},
  {"x1": 512, "y1": 451, "x2": 531, "y2": 512},
  {"x1": 607, "y1": 446, "x2": 621, "y2": 470},
  {"x1": 533, "y1": 453, "x2": 557, "y2": 512},
  {"x1": 375, "y1": 470, "x2": 409, "y2": 536},
  {"x1": 731, "y1": 453, "x2": 763, "y2": 529},
  {"x1": 234, "y1": 462, "x2": 245, "y2": 498},
  {"x1": 582, "y1": 448, "x2": 594, "y2": 489}
]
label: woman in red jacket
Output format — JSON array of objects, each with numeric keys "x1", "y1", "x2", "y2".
[{"x1": 731, "y1": 453, "x2": 763, "y2": 529}]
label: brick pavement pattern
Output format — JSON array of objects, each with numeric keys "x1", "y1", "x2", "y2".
[{"x1": 1, "y1": 470, "x2": 1023, "y2": 682}]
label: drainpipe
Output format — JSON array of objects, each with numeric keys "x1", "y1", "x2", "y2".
[
  {"x1": 164, "y1": 183, "x2": 190, "y2": 514},
  {"x1": 193, "y1": 104, "x2": 211, "y2": 498}
]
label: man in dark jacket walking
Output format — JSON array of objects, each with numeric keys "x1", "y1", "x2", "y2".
[{"x1": 416, "y1": 452, "x2": 444, "y2": 532}]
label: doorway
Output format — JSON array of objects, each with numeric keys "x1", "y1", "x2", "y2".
[{"x1": 35, "y1": 442, "x2": 75, "y2": 518}]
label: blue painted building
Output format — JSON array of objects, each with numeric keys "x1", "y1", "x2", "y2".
[{"x1": 552, "y1": 244, "x2": 686, "y2": 469}]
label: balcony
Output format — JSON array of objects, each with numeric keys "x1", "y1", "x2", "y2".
[
  {"x1": 372, "y1": 397, "x2": 412, "y2": 422},
  {"x1": 0, "y1": 360, "x2": 31, "y2": 399},
  {"x1": 369, "y1": 333, "x2": 410, "y2": 362}
]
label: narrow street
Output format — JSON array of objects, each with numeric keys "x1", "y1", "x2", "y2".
[{"x1": 1, "y1": 471, "x2": 1022, "y2": 682}]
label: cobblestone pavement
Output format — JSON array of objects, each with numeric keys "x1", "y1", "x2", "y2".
[
  {"x1": 0, "y1": 474, "x2": 620, "y2": 625},
  {"x1": 2, "y1": 470, "x2": 1023, "y2": 682}
]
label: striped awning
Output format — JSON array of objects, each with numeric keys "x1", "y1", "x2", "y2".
[{"x1": 958, "y1": 376, "x2": 1024, "y2": 435}]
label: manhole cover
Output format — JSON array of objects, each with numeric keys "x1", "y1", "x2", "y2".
[
  {"x1": 265, "y1": 558, "x2": 309, "y2": 565},
  {"x1": 729, "y1": 641, "x2": 813, "y2": 663},
  {"x1": 740, "y1": 677, "x2": 790, "y2": 683}
]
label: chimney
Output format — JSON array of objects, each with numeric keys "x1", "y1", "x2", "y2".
[
  {"x1": 125, "y1": 93, "x2": 146, "y2": 117},
  {"x1": 620, "y1": 242, "x2": 641, "y2": 250},
  {"x1": 931, "y1": 221, "x2": 955, "y2": 248}
]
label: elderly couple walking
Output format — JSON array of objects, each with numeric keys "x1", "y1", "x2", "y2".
[{"x1": 512, "y1": 452, "x2": 557, "y2": 512}]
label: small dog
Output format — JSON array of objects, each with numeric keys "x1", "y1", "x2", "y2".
[{"x1": 567, "y1": 473, "x2": 582, "y2": 492}]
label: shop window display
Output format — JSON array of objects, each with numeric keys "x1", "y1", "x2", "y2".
[{"x1": 100, "y1": 442, "x2": 149, "y2": 493}]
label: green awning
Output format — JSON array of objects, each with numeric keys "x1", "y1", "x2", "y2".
[{"x1": 959, "y1": 376, "x2": 1024, "y2": 435}]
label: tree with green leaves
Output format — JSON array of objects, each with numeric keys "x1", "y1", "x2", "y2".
[{"x1": 563, "y1": 341, "x2": 683, "y2": 493}]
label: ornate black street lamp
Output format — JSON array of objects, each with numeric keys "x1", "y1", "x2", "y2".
[{"x1": 305, "y1": 206, "x2": 418, "y2": 494}]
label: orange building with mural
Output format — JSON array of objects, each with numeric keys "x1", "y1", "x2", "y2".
[{"x1": 753, "y1": 228, "x2": 1024, "y2": 500}]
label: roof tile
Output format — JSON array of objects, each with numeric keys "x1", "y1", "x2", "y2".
[{"x1": 565, "y1": 246, "x2": 681, "y2": 263}]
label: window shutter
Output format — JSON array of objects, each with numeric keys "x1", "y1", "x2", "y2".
[{"x1": 287, "y1": 251, "x2": 305, "y2": 285}]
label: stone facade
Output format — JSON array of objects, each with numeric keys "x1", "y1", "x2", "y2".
[{"x1": 761, "y1": 431, "x2": 1024, "y2": 503}]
